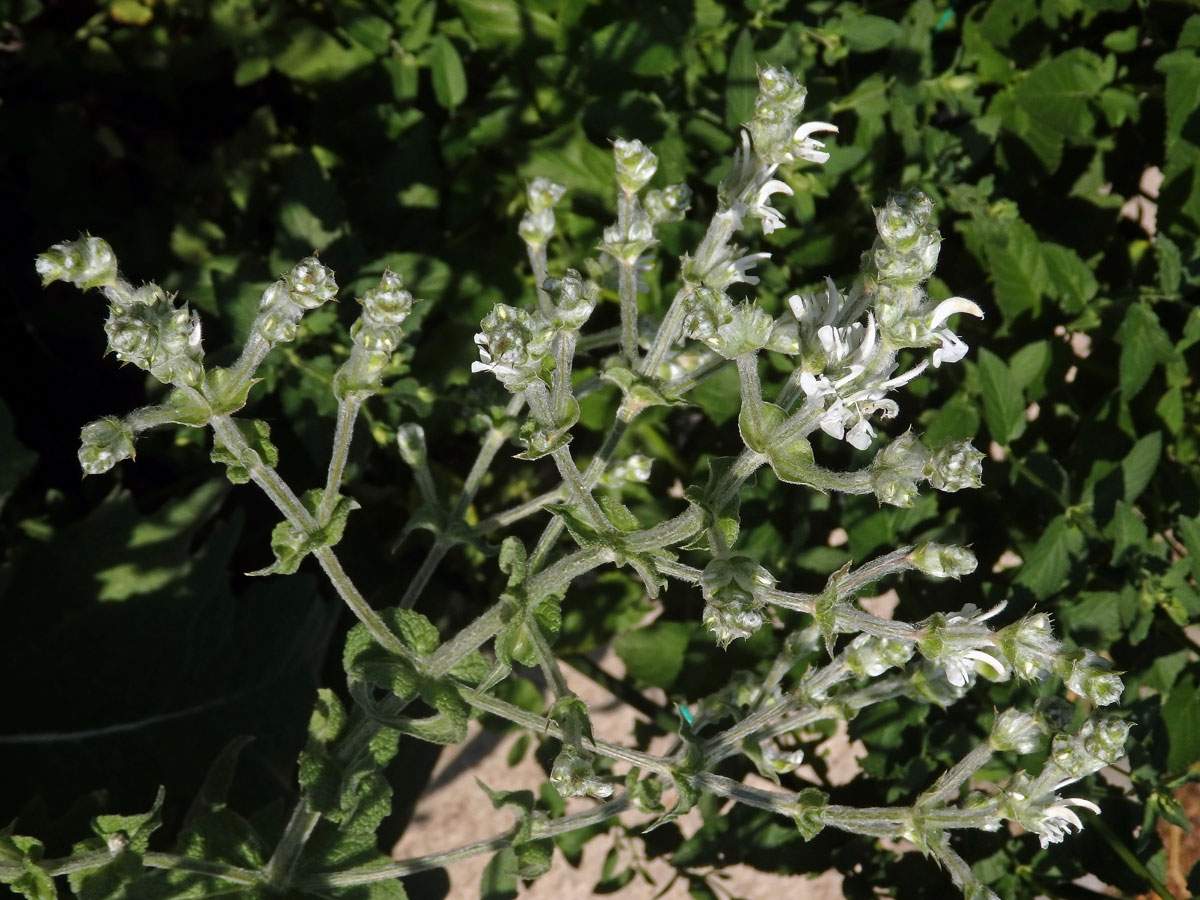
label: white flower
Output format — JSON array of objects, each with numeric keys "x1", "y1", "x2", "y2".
[
  {"x1": 788, "y1": 276, "x2": 846, "y2": 331},
  {"x1": 928, "y1": 296, "x2": 984, "y2": 367},
  {"x1": 752, "y1": 178, "x2": 793, "y2": 234},
  {"x1": 1031, "y1": 796, "x2": 1101, "y2": 848},
  {"x1": 943, "y1": 648, "x2": 1007, "y2": 687},
  {"x1": 730, "y1": 251, "x2": 772, "y2": 285},
  {"x1": 801, "y1": 350, "x2": 926, "y2": 450},
  {"x1": 792, "y1": 120, "x2": 838, "y2": 164},
  {"x1": 922, "y1": 602, "x2": 1009, "y2": 687}
]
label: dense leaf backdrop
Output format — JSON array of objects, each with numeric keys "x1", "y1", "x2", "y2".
[{"x1": 2, "y1": 0, "x2": 1197, "y2": 897}]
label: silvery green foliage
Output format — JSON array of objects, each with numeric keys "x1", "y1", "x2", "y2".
[{"x1": 17, "y1": 65, "x2": 1127, "y2": 900}]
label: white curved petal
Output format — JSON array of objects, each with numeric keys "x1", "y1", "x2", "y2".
[
  {"x1": 929, "y1": 296, "x2": 984, "y2": 329},
  {"x1": 794, "y1": 121, "x2": 839, "y2": 141},
  {"x1": 880, "y1": 359, "x2": 929, "y2": 389},
  {"x1": 756, "y1": 179, "x2": 794, "y2": 203},
  {"x1": 965, "y1": 650, "x2": 1008, "y2": 680}
]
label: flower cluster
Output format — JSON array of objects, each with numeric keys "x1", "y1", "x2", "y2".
[
  {"x1": 255, "y1": 257, "x2": 338, "y2": 346},
  {"x1": 720, "y1": 67, "x2": 837, "y2": 235},
  {"x1": 472, "y1": 304, "x2": 554, "y2": 391},
  {"x1": 518, "y1": 177, "x2": 568, "y2": 249},
  {"x1": 543, "y1": 269, "x2": 598, "y2": 332},
  {"x1": 783, "y1": 193, "x2": 984, "y2": 452},
  {"x1": 335, "y1": 270, "x2": 414, "y2": 396}
]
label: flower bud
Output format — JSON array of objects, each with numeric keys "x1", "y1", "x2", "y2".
[
  {"x1": 284, "y1": 257, "x2": 338, "y2": 309},
  {"x1": 908, "y1": 543, "x2": 977, "y2": 579},
  {"x1": 104, "y1": 284, "x2": 205, "y2": 387},
  {"x1": 348, "y1": 270, "x2": 413, "y2": 363},
  {"x1": 681, "y1": 287, "x2": 734, "y2": 345},
  {"x1": 762, "y1": 742, "x2": 806, "y2": 774},
  {"x1": 550, "y1": 746, "x2": 613, "y2": 800},
  {"x1": 845, "y1": 633, "x2": 915, "y2": 677},
  {"x1": 1059, "y1": 650, "x2": 1124, "y2": 706},
  {"x1": 876, "y1": 191, "x2": 934, "y2": 250},
  {"x1": 543, "y1": 269, "x2": 598, "y2": 331},
  {"x1": 599, "y1": 202, "x2": 656, "y2": 263},
  {"x1": 254, "y1": 282, "x2": 302, "y2": 344},
  {"x1": 519, "y1": 177, "x2": 567, "y2": 247},
  {"x1": 927, "y1": 441, "x2": 984, "y2": 491},
  {"x1": 600, "y1": 454, "x2": 652, "y2": 489},
  {"x1": 78, "y1": 417, "x2": 135, "y2": 475},
  {"x1": 999, "y1": 613, "x2": 1061, "y2": 680},
  {"x1": 36, "y1": 236, "x2": 118, "y2": 290},
  {"x1": 251, "y1": 258, "x2": 338, "y2": 350},
  {"x1": 872, "y1": 467, "x2": 922, "y2": 508},
  {"x1": 702, "y1": 302, "x2": 775, "y2": 359},
  {"x1": 613, "y1": 138, "x2": 658, "y2": 193},
  {"x1": 1035, "y1": 696, "x2": 1076, "y2": 732},
  {"x1": 471, "y1": 303, "x2": 554, "y2": 392},
  {"x1": 644, "y1": 183, "x2": 692, "y2": 223},
  {"x1": 396, "y1": 423, "x2": 427, "y2": 469},
  {"x1": 748, "y1": 67, "x2": 807, "y2": 165},
  {"x1": 990, "y1": 709, "x2": 1043, "y2": 754},
  {"x1": 361, "y1": 270, "x2": 413, "y2": 327},
  {"x1": 867, "y1": 191, "x2": 942, "y2": 292},
  {"x1": 1047, "y1": 716, "x2": 1128, "y2": 779},
  {"x1": 700, "y1": 555, "x2": 775, "y2": 647},
  {"x1": 526, "y1": 176, "x2": 567, "y2": 214},
  {"x1": 870, "y1": 431, "x2": 929, "y2": 507},
  {"x1": 1082, "y1": 715, "x2": 1131, "y2": 765}
]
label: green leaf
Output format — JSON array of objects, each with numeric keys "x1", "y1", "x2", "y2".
[
  {"x1": 614, "y1": 621, "x2": 694, "y2": 689},
  {"x1": 1115, "y1": 305, "x2": 1179, "y2": 399},
  {"x1": 250, "y1": 489, "x2": 360, "y2": 576},
  {"x1": 1162, "y1": 675, "x2": 1200, "y2": 774},
  {"x1": 600, "y1": 365, "x2": 687, "y2": 416},
  {"x1": 1013, "y1": 515, "x2": 1083, "y2": 599},
  {"x1": 394, "y1": 678, "x2": 469, "y2": 745},
  {"x1": 791, "y1": 788, "x2": 829, "y2": 840},
  {"x1": 429, "y1": 34, "x2": 467, "y2": 109},
  {"x1": 725, "y1": 29, "x2": 756, "y2": 131},
  {"x1": 211, "y1": 419, "x2": 278, "y2": 484},
  {"x1": 1005, "y1": 49, "x2": 1109, "y2": 169},
  {"x1": 1042, "y1": 243, "x2": 1098, "y2": 310},
  {"x1": 452, "y1": 0, "x2": 522, "y2": 48},
  {"x1": 68, "y1": 788, "x2": 165, "y2": 900},
  {"x1": 981, "y1": 217, "x2": 1050, "y2": 320},
  {"x1": 481, "y1": 848, "x2": 519, "y2": 900},
  {"x1": 161, "y1": 386, "x2": 213, "y2": 426},
  {"x1": 977, "y1": 348, "x2": 1024, "y2": 446},
  {"x1": 836, "y1": 13, "x2": 901, "y2": 52},
  {"x1": 202, "y1": 366, "x2": 256, "y2": 416},
  {"x1": 1007, "y1": 340, "x2": 1051, "y2": 397},
  {"x1": 1105, "y1": 501, "x2": 1148, "y2": 564},
  {"x1": 0, "y1": 834, "x2": 56, "y2": 900},
  {"x1": 343, "y1": 607, "x2": 441, "y2": 700},
  {"x1": 522, "y1": 121, "x2": 614, "y2": 198},
  {"x1": 1120, "y1": 432, "x2": 1161, "y2": 503},
  {"x1": 273, "y1": 24, "x2": 374, "y2": 83},
  {"x1": 1176, "y1": 515, "x2": 1200, "y2": 583},
  {"x1": 340, "y1": 13, "x2": 393, "y2": 54},
  {"x1": 738, "y1": 400, "x2": 787, "y2": 454},
  {"x1": 279, "y1": 149, "x2": 349, "y2": 253},
  {"x1": 682, "y1": 456, "x2": 742, "y2": 552}
]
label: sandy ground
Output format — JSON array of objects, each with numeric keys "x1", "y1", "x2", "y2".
[{"x1": 391, "y1": 644, "x2": 859, "y2": 899}]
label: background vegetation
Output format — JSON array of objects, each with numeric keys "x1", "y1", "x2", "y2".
[{"x1": 2, "y1": 0, "x2": 1198, "y2": 897}]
